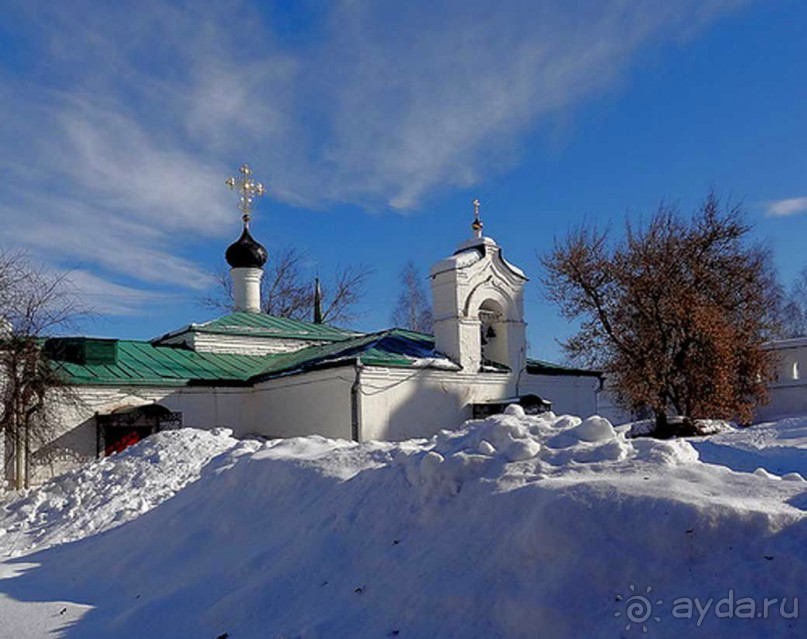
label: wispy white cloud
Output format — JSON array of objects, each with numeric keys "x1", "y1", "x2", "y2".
[
  {"x1": 65, "y1": 270, "x2": 170, "y2": 317},
  {"x1": 0, "y1": 0, "x2": 748, "y2": 312},
  {"x1": 0, "y1": 187, "x2": 216, "y2": 288},
  {"x1": 766, "y1": 197, "x2": 807, "y2": 218}
]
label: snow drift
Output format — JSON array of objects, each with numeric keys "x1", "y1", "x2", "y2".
[
  {"x1": 1, "y1": 411, "x2": 805, "y2": 638},
  {"x1": 0, "y1": 428, "x2": 238, "y2": 557}
]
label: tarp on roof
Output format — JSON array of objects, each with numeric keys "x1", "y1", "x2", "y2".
[{"x1": 250, "y1": 329, "x2": 448, "y2": 382}]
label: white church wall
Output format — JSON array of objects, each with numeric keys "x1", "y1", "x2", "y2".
[
  {"x1": 157, "y1": 329, "x2": 325, "y2": 355},
  {"x1": 29, "y1": 389, "x2": 106, "y2": 484},
  {"x1": 430, "y1": 238, "x2": 527, "y2": 374},
  {"x1": 358, "y1": 367, "x2": 516, "y2": 441},
  {"x1": 757, "y1": 337, "x2": 807, "y2": 420},
  {"x1": 25, "y1": 384, "x2": 253, "y2": 485},
  {"x1": 26, "y1": 386, "x2": 161, "y2": 485},
  {"x1": 183, "y1": 332, "x2": 325, "y2": 356},
  {"x1": 758, "y1": 383, "x2": 807, "y2": 420},
  {"x1": 594, "y1": 388, "x2": 634, "y2": 426},
  {"x1": 246, "y1": 368, "x2": 354, "y2": 440},
  {"x1": 519, "y1": 373, "x2": 600, "y2": 418},
  {"x1": 163, "y1": 387, "x2": 251, "y2": 433},
  {"x1": 767, "y1": 337, "x2": 807, "y2": 382}
]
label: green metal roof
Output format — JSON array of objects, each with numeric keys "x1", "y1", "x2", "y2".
[
  {"x1": 250, "y1": 329, "x2": 444, "y2": 381},
  {"x1": 53, "y1": 340, "x2": 273, "y2": 387},
  {"x1": 50, "y1": 329, "x2": 443, "y2": 387},
  {"x1": 526, "y1": 358, "x2": 601, "y2": 378},
  {"x1": 155, "y1": 312, "x2": 356, "y2": 344},
  {"x1": 48, "y1": 326, "x2": 597, "y2": 387}
]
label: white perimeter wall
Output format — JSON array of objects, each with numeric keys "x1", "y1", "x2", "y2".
[
  {"x1": 21, "y1": 366, "x2": 600, "y2": 484},
  {"x1": 358, "y1": 368, "x2": 515, "y2": 441},
  {"x1": 594, "y1": 389, "x2": 634, "y2": 427},
  {"x1": 27, "y1": 384, "x2": 252, "y2": 485},
  {"x1": 758, "y1": 339, "x2": 807, "y2": 420},
  {"x1": 519, "y1": 373, "x2": 600, "y2": 418},
  {"x1": 25, "y1": 369, "x2": 353, "y2": 484},
  {"x1": 246, "y1": 368, "x2": 354, "y2": 440},
  {"x1": 757, "y1": 383, "x2": 807, "y2": 421}
]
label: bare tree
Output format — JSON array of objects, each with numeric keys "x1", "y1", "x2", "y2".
[
  {"x1": 390, "y1": 260, "x2": 433, "y2": 333},
  {"x1": 203, "y1": 246, "x2": 371, "y2": 326},
  {"x1": 542, "y1": 193, "x2": 778, "y2": 435},
  {"x1": 0, "y1": 250, "x2": 83, "y2": 488},
  {"x1": 779, "y1": 266, "x2": 807, "y2": 338}
]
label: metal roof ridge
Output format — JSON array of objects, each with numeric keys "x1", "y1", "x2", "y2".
[
  {"x1": 150, "y1": 321, "x2": 201, "y2": 344},
  {"x1": 245, "y1": 328, "x2": 449, "y2": 385},
  {"x1": 385, "y1": 326, "x2": 435, "y2": 340},
  {"x1": 150, "y1": 311, "x2": 361, "y2": 344},
  {"x1": 526, "y1": 358, "x2": 602, "y2": 377},
  {"x1": 245, "y1": 329, "x2": 405, "y2": 384}
]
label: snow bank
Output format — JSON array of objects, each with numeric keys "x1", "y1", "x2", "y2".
[
  {"x1": 0, "y1": 413, "x2": 805, "y2": 638},
  {"x1": 0, "y1": 428, "x2": 240, "y2": 557},
  {"x1": 691, "y1": 415, "x2": 807, "y2": 479}
]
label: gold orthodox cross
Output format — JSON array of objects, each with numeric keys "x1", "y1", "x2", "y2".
[{"x1": 226, "y1": 164, "x2": 267, "y2": 226}]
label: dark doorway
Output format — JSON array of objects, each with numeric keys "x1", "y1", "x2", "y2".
[{"x1": 96, "y1": 404, "x2": 182, "y2": 456}]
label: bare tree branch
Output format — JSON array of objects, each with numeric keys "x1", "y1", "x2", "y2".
[
  {"x1": 390, "y1": 260, "x2": 433, "y2": 333},
  {"x1": 201, "y1": 246, "x2": 371, "y2": 326},
  {"x1": 778, "y1": 265, "x2": 807, "y2": 338},
  {"x1": 0, "y1": 250, "x2": 85, "y2": 488}
]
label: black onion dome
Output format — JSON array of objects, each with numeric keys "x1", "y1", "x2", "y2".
[{"x1": 225, "y1": 227, "x2": 268, "y2": 268}]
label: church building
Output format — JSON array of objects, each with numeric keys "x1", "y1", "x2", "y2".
[{"x1": 8, "y1": 165, "x2": 601, "y2": 486}]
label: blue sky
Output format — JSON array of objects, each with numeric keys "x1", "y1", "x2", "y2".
[{"x1": 1, "y1": 0, "x2": 805, "y2": 362}]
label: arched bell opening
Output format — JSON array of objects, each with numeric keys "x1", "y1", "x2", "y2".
[{"x1": 478, "y1": 298, "x2": 509, "y2": 369}]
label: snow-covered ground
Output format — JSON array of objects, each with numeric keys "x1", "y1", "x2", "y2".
[{"x1": 0, "y1": 411, "x2": 805, "y2": 638}]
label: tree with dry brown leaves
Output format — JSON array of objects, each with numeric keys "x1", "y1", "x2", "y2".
[{"x1": 541, "y1": 193, "x2": 778, "y2": 435}]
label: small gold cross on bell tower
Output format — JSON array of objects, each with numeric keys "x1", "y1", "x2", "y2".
[
  {"x1": 226, "y1": 164, "x2": 267, "y2": 227},
  {"x1": 471, "y1": 198, "x2": 484, "y2": 239}
]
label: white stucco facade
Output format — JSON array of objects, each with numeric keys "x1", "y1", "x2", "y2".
[
  {"x1": 431, "y1": 236, "x2": 527, "y2": 374},
  {"x1": 157, "y1": 329, "x2": 331, "y2": 355},
  {"x1": 246, "y1": 369, "x2": 355, "y2": 441},
  {"x1": 27, "y1": 384, "x2": 254, "y2": 484},
  {"x1": 520, "y1": 373, "x2": 600, "y2": 418},
  {"x1": 757, "y1": 337, "x2": 807, "y2": 420},
  {"x1": 231, "y1": 267, "x2": 263, "y2": 313},
  {"x1": 358, "y1": 367, "x2": 512, "y2": 441}
]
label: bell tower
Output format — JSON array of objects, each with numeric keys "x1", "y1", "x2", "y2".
[{"x1": 430, "y1": 199, "x2": 527, "y2": 374}]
